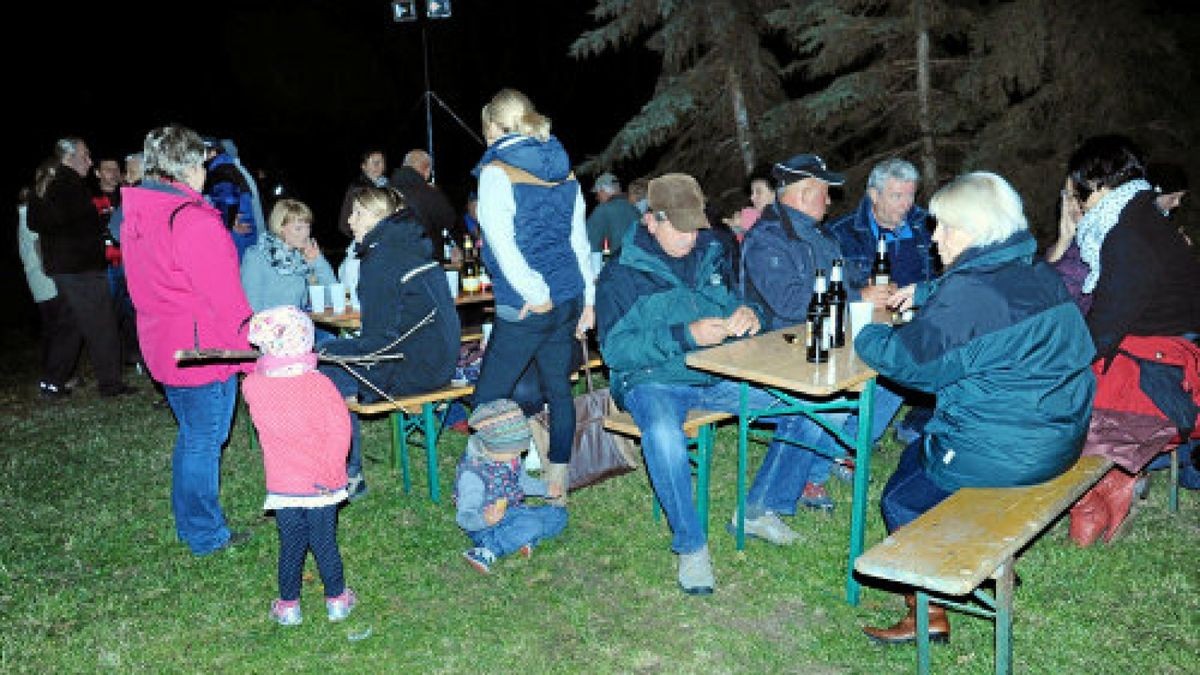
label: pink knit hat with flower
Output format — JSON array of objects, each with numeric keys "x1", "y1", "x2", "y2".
[{"x1": 248, "y1": 305, "x2": 317, "y2": 376}]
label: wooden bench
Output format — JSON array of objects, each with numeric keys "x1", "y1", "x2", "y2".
[
  {"x1": 347, "y1": 384, "x2": 475, "y2": 504},
  {"x1": 604, "y1": 409, "x2": 735, "y2": 532},
  {"x1": 854, "y1": 454, "x2": 1114, "y2": 675}
]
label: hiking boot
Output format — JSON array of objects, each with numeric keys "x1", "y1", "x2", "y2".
[
  {"x1": 326, "y1": 589, "x2": 357, "y2": 622},
  {"x1": 347, "y1": 474, "x2": 368, "y2": 502},
  {"x1": 677, "y1": 545, "x2": 715, "y2": 595},
  {"x1": 270, "y1": 599, "x2": 302, "y2": 627},
  {"x1": 800, "y1": 482, "x2": 835, "y2": 512},
  {"x1": 730, "y1": 510, "x2": 801, "y2": 546},
  {"x1": 463, "y1": 547, "x2": 497, "y2": 575}
]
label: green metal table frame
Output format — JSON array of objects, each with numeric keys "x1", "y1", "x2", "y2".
[{"x1": 732, "y1": 377, "x2": 877, "y2": 606}]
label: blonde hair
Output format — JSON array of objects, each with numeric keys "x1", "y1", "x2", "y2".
[
  {"x1": 353, "y1": 186, "x2": 407, "y2": 221},
  {"x1": 267, "y1": 198, "x2": 313, "y2": 236},
  {"x1": 929, "y1": 172, "x2": 1027, "y2": 247},
  {"x1": 481, "y1": 88, "x2": 551, "y2": 142}
]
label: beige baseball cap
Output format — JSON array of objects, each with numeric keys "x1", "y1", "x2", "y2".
[{"x1": 647, "y1": 173, "x2": 709, "y2": 232}]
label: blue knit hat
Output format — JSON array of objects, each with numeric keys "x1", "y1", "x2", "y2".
[{"x1": 468, "y1": 399, "x2": 531, "y2": 454}]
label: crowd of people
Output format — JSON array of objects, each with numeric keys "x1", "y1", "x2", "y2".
[{"x1": 17, "y1": 98, "x2": 1198, "y2": 639}]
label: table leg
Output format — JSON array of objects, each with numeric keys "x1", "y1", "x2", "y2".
[
  {"x1": 736, "y1": 381, "x2": 749, "y2": 551},
  {"x1": 846, "y1": 377, "x2": 875, "y2": 605}
]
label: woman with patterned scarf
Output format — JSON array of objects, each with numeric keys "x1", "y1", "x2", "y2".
[
  {"x1": 240, "y1": 198, "x2": 338, "y2": 313},
  {"x1": 1062, "y1": 134, "x2": 1200, "y2": 546}
]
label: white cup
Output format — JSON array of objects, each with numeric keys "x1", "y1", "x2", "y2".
[
  {"x1": 445, "y1": 270, "x2": 460, "y2": 298},
  {"x1": 590, "y1": 251, "x2": 604, "y2": 278},
  {"x1": 481, "y1": 321, "x2": 494, "y2": 346},
  {"x1": 849, "y1": 301, "x2": 875, "y2": 341},
  {"x1": 308, "y1": 285, "x2": 327, "y2": 313},
  {"x1": 329, "y1": 283, "x2": 346, "y2": 314}
]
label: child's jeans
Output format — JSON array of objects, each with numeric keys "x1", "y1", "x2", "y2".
[
  {"x1": 468, "y1": 504, "x2": 568, "y2": 557},
  {"x1": 276, "y1": 504, "x2": 344, "y2": 601}
]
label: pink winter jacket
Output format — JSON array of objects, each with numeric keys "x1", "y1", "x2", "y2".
[{"x1": 120, "y1": 182, "x2": 253, "y2": 386}]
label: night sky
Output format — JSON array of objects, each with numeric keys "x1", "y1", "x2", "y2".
[{"x1": 5, "y1": 0, "x2": 657, "y2": 329}]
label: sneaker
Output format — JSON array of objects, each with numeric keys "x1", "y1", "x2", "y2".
[
  {"x1": 800, "y1": 483, "x2": 835, "y2": 512},
  {"x1": 677, "y1": 545, "x2": 715, "y2": 595},
  {"x1": 732, "y1": 510, "x2": 801, "y2": 545},
  {"x1": 271, "y1": 599, "x2": 302, "y2": 626},
  {"x1": 347, "y1": 474, "x2": 368, "y2": 502},
  {"x1": 326, "y1": 589, "x2": 357, "y2": 622},
  {"x1": 463, "y1": 547, "x2": 497, "y2": 575},
  {"x1": 517, "y1": 543, "x2": 534, "y2": 559},
  {"x1": 213, "y1": 529, "x2": 253, "y2": 553}
]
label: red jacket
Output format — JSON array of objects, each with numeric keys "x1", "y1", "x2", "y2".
[{"x1": 1084, "y1": 335, "x2": 1200, "y2": 472}]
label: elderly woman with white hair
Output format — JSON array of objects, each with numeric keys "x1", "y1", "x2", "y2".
[{"x1": 854, "y1": 172, "x2": 1097, "y2": 645}]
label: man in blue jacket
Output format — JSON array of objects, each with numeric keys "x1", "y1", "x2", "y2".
[{"x1": 596, "y1": 173, "x2": 814, "y2": 596}]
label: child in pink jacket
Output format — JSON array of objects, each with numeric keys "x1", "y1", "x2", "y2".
[{"x1": 242, "y1": 306, "x2": 355, "y2": 626}]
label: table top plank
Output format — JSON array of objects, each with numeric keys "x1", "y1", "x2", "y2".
[{"x1": 686, "y1": 324, "x2": 876, "y2": 397}]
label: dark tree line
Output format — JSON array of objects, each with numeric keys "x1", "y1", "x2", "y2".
[{"x1": 571, "y1": 0, "x2": 1200, "y2": 244}]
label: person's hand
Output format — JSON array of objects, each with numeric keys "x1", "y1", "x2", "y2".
[
  {"x1": 724, "y1": 305, "x2": 761, "y2": 337},
  {"x1": 518, "y1": 300, "x2": 554, "y2": 320},
  {"x1": 689, "y1": 318, "x2": 730, "y2": 346},
  {"x1": 483, "y1": 498, "x2": 508, "y2": 526},
  {"x1": 232, "y1": 216, "x2": 252, "y2": 235},
  {"x1": 860, "y1": 283, "x2": 897, "y2": 310},
  {"x1": 886, "y1": 284, "x2": 917, "y2": 312},
  {"x1": 300, "y1": 237, "x2": 321, "y2": 262},
  {"x1": 574, "y1": 305, "x2": 595, "y2": 340}
]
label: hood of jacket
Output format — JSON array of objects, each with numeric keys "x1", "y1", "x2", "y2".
[
  {"x1": 472, "y1": 134, "x2": 571, "y2": 182},
  {"x1": 357, "y1": 210, "x2": 433, "y2": 262}
]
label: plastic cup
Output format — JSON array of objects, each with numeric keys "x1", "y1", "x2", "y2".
[
  {"x1": 590, "y1": 251, "x2": 604, "y2": 278},
  {"x1": 329, "y1": 283, "x2": 346, "y2": 314},
  {"x1": 308, "y1": 285, "x2": 327, "y2": 313},
  {"x1": 445, "y1": 270, "x2": 460, "y2": 298},
  {"x1": 849, "y1": 301, "x2": 875, "y2": 341},
  {"x1": 481, "y1": 321, "x2": 493, "y2": 346}
]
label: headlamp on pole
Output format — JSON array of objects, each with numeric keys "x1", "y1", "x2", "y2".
[
  {"x1": 391, "y1": 0, "x2": 417, "y2": 22},
  {"x1": 427, "y1": 0, "x2": 452, "y2": 19}
]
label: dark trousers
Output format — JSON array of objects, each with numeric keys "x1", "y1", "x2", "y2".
[
  {"x1": 38, "y1": 295, "x2": 81, "y2": 387},
  {"x1": 52, "y1": 271, "x2": 124, "y2": 393},
  {"x1": 474, "y1": 297, "x2": 582, "y2": 464},
  {"x1": 879, "y1": 437, "x2": 954, "y2": 533},
  {"x1": 275, "y1": 505, "x2": 345, "y2": 601}
]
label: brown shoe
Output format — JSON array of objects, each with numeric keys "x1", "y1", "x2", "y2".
[{"x1": 863, "y1": 594, "x2": 950, "y2": 645}]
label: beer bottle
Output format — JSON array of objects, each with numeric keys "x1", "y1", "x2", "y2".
[
  {"x1": 872, "y1": 234, "x2": 891, "y2": 286},
  {"x1": 477, "y1": 238, "x2": 492, "y2": 292},
  {"x1": 602, "y1": 237, "x2": 612, "y2": 263},
  {"x1": 440, "y1": 227, "x2": 453, "y2": 265},
  {"x1": 828, "y1": 259, "x2": 848, "y2": 347},
  {"x1": 806, "y1": 269, "x2": 829, "y2": 363},
  {"x1": 462, "y1": 235, "x2": 480, "y2": 293}
]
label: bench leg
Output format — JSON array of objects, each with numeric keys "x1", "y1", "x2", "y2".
[
  {"x1": 696, "y1": 423, "x2": 714, "y2": 536},
  {"x1": 422, "y1": 403, "x2": 440, "y2": 504},
  {"x1": 995, "y1": 560, "x2": 1015, "y2": 675},
  {"x1": 392, "y1": 412, "x2": 412, "y2": 494},
  {"x1": 916, "y1": 591, "x2": 932, "y2": 675},
  {"x1": 1170, "y1": 447, "x2": 1180, "y2": 514}
]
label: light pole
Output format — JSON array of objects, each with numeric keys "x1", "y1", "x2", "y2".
[{"x1": 391, "y1": 0, "x2": 481, "y2": 183}]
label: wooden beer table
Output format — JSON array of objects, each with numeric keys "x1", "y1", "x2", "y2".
[
  {"x1": 311, "y1": 291, "x2": 494, "y2": 335},
  {"x1": 686, "y1": 323, "x2": 878, "y2": 605}
]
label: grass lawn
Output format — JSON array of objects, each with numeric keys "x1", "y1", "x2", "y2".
[{"x1": 1, "y1": 331, "x2": 1196, "y2": 673}]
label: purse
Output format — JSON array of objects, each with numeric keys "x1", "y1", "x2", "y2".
[{"x1": 531, "y1": 338, "x2": 640, "y2": 491}]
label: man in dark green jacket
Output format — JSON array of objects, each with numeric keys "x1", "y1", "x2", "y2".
[{"x1": 596, "y1": 173, "x2": 823, "y2": 596}]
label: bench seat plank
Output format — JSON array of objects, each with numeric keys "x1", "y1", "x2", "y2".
[
  {"x1": 604, "y1": 410, "x2": 734, "y2": 439},
  {"x1": 347, "y1": 384, "x2": 475, "y2": 415},
  {"x1": 855, "y1": 454, "x2": 1113, "y2": 596}
]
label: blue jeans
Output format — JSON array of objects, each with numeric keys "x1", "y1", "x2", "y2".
[
  {"x1": 809, "y1": 379, "x2": 906, "y2": 483},
  {"x1": 622, "y1": 380, "x2": 832, "y2": 554},
  {"x1": 468, "y1": 504, "x2": 568, "y2": 557},
  {"x1": 879, "y1": 437, "x2": 954, "y2": 533},
  {"x1": 1145, "y1": 441, "x2": 1200, "y2": 489},
  {"x1": 474, "y1": 297, "x2": 582, "y2": 464},
  {"x1": 163, "y1": 376, "x2": 238, "y2": 555}
]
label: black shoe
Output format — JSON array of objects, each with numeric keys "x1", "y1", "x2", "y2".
[
  {"x1": 38, "y1": 382, "x2": 72, "y2": 400},
  {"x1": 217, "y1": 530, "x2": 253, "y2": 552},
  {"x1": 100, "y1": 384, "x2": 138, "y2": 398}
]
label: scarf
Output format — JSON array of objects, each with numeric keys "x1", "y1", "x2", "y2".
[
  {"x1": 259, "y1": 231, "x2": 314, "y2": 277},
  {"x1": 1075, "y1": 179, "x2": 1151, "y2": 293}
]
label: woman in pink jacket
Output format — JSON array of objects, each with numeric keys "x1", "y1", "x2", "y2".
[{"x1": 121, "y1": 124, "x2": 254, "y2": 556}]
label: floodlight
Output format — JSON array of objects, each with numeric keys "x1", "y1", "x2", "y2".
[
  {"x1": 427, "y1": 0, "x2": 451, "y2": 19},
  {"x1": 392, "y1": 0, "x2": 417, "y2": 22}
]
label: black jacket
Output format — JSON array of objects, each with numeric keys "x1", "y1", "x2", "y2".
[
  {"x1": 1088, "y1": 191, "x2": 1200, "y2": 358},
  {"x1": 27, "y1": 167, "x2": 105, "y2": 274},
  {"x1": 321, "y1": 211, "x2": 461, "y2": 401},
  {"x1": 391, "y1": 166, "x2": 457, "y2": 255}
]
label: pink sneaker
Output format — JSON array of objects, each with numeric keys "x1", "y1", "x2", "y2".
[
  {"x1": 325, "y1": 589, "x2": 356, "y2": 622},
  {"x1": 271, "y1": 599, "x2": 302, "y2": 626}
]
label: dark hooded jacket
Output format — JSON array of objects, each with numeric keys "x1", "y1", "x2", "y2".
[
  {"x1": 320, "y1": 211, "x2": 460, "y2": 401},
  {"x1": 391, "y1": 165, "x2": 457, "y2": 256}
]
